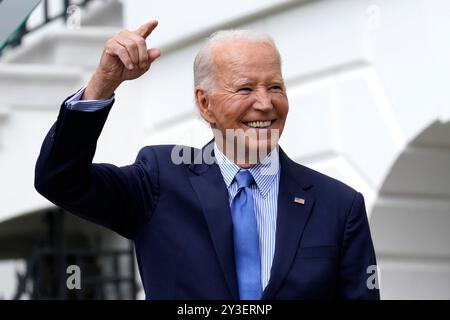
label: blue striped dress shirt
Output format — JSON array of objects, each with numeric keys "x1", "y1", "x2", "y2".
[
  {"x1": 214, "y1": 144, "x2": 280, "y2": 290},
  {"x1": 65, "y1": 87, "x2": 115, "y2": 111},
  {"x1": 65, "y1": 88, "x2": 280, "y2": 290}
]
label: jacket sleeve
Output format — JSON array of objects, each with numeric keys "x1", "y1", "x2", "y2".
[
  {"x1": 338, "y1": 192, "x2": 380, "y2": 300},
  {"x1": 35, "y1": 97, "x2": 159, "y2": 239}
]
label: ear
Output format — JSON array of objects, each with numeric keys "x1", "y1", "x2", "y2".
[{"x1": 195, "y1": 87, "x2": 216, "y2": 125}]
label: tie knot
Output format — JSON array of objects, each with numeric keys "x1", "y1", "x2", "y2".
[{"x1": 235, "y1": 170, "x2": 254, "y2": 189}]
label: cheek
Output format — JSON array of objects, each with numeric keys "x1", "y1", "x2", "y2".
[
  {"x1": 220, "y1": 99, "x2": 251, "y2": 125},
  {"x1": 282, "y1": 104, "x2": 289, "y2": 118},
  {"x1": 275, "y1": 96, "x2": 289, "y2": 117}
]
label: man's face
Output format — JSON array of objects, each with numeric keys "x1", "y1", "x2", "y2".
[{"x1": 198, "y1": 41, "x2": 289, "y2": 165}]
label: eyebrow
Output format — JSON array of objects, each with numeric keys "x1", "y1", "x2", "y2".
[
  {"x1": 233, "y1": 79, "x2": 284, "y2": 87},
  {"x1": 233, "y1": 80, "x2": 254, "y2": 87}
]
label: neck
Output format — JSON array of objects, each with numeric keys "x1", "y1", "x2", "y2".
[{"x1": 214, "y1": 139, "x2": 275, "y2": 168}]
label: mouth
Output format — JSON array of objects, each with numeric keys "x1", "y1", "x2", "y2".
[{"x1": 243, "y1": 120, "x2": 275, "y2": 129}]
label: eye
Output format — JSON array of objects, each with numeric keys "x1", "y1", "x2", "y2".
[
  {"x1": 237, "y1": 87, "x2": 252, "y2": 94},
  {"x1": 269, "y1": 85, "x2": 283, "y2": 92}
]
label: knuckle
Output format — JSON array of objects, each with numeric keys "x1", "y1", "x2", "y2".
[
  {"x1": 128, "y1": 41, "x2": 138, "y2": 50},
  {"x1": 104, "y1": 47, "x2": 113, "y2": 56},
  {"x1": 104, "y1": 38, "x2": 114, "y2": 49}
]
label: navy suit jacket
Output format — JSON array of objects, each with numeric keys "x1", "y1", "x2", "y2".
[{"x1": 35, "y1": 99, "x2": 380, "y2": 300}]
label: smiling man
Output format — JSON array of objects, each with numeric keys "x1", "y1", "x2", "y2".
[
  {"x1": 194, "y1": 35, "x2": 288, "y2": 168},
  {"x1": 35, "y1": 20, "x2": 380, "y2": 300}
]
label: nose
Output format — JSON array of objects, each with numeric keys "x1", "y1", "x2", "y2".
[{"x1": 252, "y1": 88, "x2": 273, "y2": 111}]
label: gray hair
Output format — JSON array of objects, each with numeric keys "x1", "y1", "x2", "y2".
[{"x1": 193, "y1": 30, "x2": 281, "y2": 93}]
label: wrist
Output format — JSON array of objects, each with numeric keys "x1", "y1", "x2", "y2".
[{"x1": 82, "y1": 72, "x2": 120, "y2": 100}]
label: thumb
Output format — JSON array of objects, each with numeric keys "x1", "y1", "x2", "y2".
[{"x1": 147, "y1": 48, "x2": 161, "y2": 62}]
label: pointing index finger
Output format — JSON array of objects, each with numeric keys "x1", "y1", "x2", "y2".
[{"x1": 136, "y1": 20, "x2": 158, "y2": 39}]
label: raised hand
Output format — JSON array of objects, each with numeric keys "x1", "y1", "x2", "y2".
[{"x1": 83, "y1": 20, "x2": 160, "y2": 100}]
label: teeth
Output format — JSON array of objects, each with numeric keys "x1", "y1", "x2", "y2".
[{"x1": 245, "y1": 120, "x2": 272, "y2": 128}]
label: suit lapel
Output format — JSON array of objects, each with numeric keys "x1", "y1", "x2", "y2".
[
  {"x1": 262, "y1": 148, "x2": 315, "y2": 299},
  {"x1": 188, "y1": 142, "x2": 239, "y2": 300},
  {"x1": 188, "y1": 143, "x2": 315, "y2": 300}
]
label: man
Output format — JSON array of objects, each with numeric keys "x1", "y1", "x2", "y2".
[{"x1": 35, "y1": 20, "x2": 380, "y2": 300}]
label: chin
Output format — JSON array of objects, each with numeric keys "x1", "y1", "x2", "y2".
[{"x1": 244, "y1": 138, "x2": 278, "y2": 163}]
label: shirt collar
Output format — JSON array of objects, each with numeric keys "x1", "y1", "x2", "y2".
[{"x1": 214, "y1": 142, "x2": 280, "y2": 197}]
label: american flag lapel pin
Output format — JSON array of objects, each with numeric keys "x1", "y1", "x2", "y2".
[{"x1": 294, "y1": 197, "x2": 305, "y2": 205}]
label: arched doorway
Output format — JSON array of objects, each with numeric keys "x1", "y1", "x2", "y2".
[{"x1": 371, "y1": 120, "x2": 450, "y2": 299}]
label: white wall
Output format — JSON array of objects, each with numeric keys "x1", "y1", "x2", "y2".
[{"x1": 0, "y1": 0, "x2": 449, "y2": 299}]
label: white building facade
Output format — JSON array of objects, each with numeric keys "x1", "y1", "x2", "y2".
[{"x1": 0, "y1": 0, "x2": 449, "y2": 299}]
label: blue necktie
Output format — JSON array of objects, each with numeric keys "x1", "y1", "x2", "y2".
[{"x1": 231, "y1": 170, "x2": 262, "y2": 300}]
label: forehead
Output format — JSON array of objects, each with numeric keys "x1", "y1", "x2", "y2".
[{"x1": 212, "y1": 41, "x2": 282, "y2": 82}]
